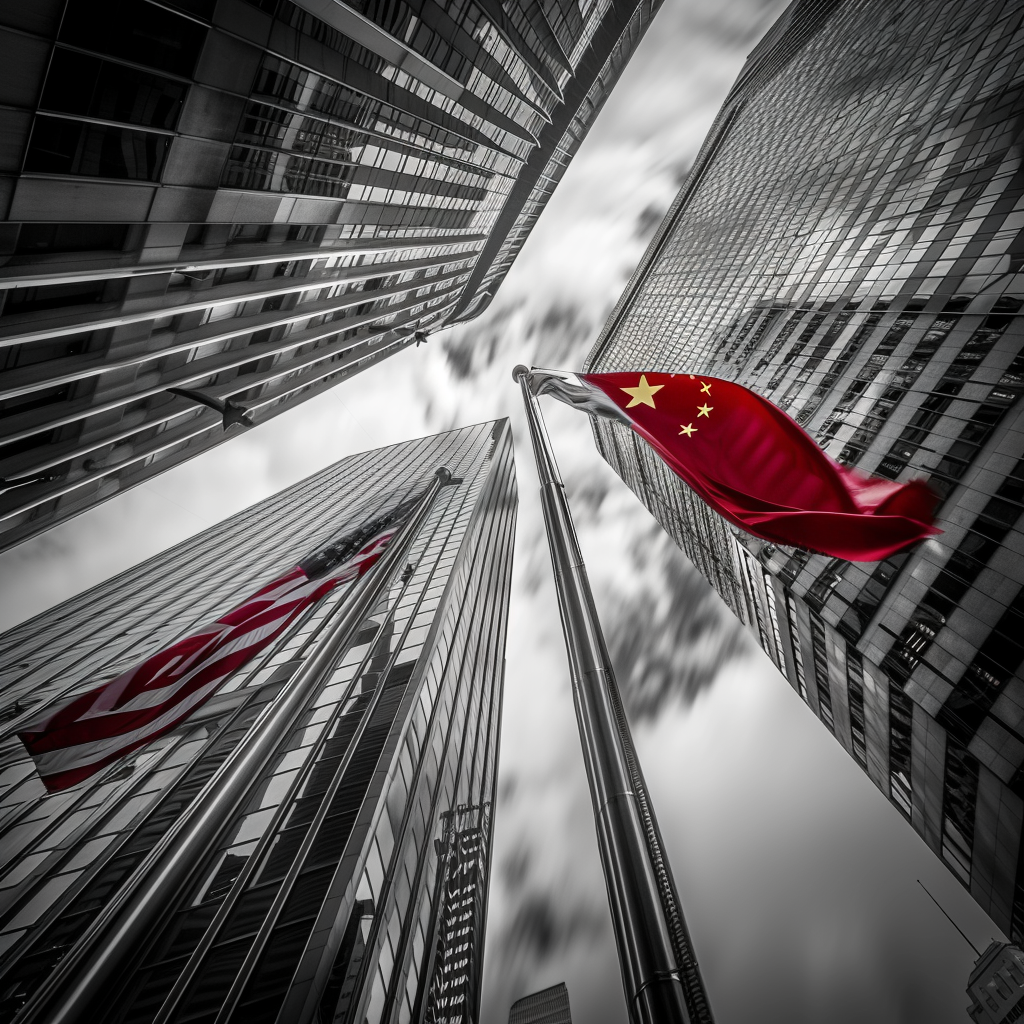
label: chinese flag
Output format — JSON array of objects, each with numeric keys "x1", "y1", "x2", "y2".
[{"x1": 546, "y1": 371, "x2": 939, "y2": 561}]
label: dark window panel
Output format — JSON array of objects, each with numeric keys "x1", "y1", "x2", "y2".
[
  {"x1": 24, "y1": 116, "x2": 170, "y2": 182},
  {"x1": 14, "y1": 223, "x2": 129, "y2": 256},
  {"x1": 58, "y1": 0, "x2": 208, "y2": 78},
  {"x1": 940, "y1": 739, "x2": 979, "y2": 887},
  {"x1": 41, "y1": 49, "x2": 188, "y2": 131},
  {"x1": 889, "y1": 684, "x2": 914, "y2": 821}
]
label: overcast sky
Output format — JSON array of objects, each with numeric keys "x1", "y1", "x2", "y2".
[{"x1": 0, "y1": 0, "x2": 1003, "y2": 1021}]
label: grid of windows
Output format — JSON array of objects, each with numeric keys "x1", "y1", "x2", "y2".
[
  {"x1": 762, "y1": 572, "x2": 785, "y2": 673},
  {"x1": 846, "y1": 646, "x2": 868, "y2": 770},
  {"x1": 784, "y1": 590, "x2": 808, "y2": 701},
  {"x1": 941, "y1": 738, "x2": 981, "y2": 886},
  {"x1": 0, "y1": 0, "x2": 655, "y2": 551},
  {"x1": 585, "y1": 0, "x2": 1024, "y2": 933},
  {"x1": 889, "y1": 684, "x2": 915, "y2": 821},
  {"x1": 809, "y1": 614, "x2": 834, "y2": 735},
  {"x1": 0, "y1": 420, "x2": 516, "y2": 1024}
]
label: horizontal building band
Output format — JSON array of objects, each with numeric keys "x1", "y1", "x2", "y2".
[
  {"x1": 0, "y1": 233, "x2": 486, "y2": 288},
  {"x1": 0, "y1": 275, "x2": 464, "y2": 448},
  {"x1": 0, "y1": 251, "x2": 474, "y2": 354}
]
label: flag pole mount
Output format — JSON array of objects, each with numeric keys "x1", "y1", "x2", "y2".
[{"x1": 513, "y1": 365, "x2": 713, "y2": 1024}]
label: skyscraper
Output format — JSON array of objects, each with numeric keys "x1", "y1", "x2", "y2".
[
  {"x1": 585, "y1": 0, "x2": 1024, "y2": 936},
  {"x1": 0, "y1": 0, "x2": 659, "y2": 551},
  {"x1": 966, "y1": 941, "x2": 1024, "y2": 1023},
  {"x1": 508, "y1": 982, "x2": 572, "y2": 1024},
  {"x1": 0, "y1": 418, "x2": 515, "y2": 1024}
]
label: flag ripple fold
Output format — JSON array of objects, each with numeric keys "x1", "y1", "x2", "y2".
[{"x1": 530, "y1": 369, "x2": 939, "y2": 562}]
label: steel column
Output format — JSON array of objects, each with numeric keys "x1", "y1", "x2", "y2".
[{"x1": 514, "y1": 365, "x2": 713, "y2": 1024}]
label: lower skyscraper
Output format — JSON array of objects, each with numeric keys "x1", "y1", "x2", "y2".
[
  {"x1": 585, "y1": 0, "x2": 1024, "y2": 936},
  {"x1": 508, "y1": 982, "x2": 572, "y2": 1024},
  {"x1": 0, "y1": 418, "x2": 515, "y2": 1024}
]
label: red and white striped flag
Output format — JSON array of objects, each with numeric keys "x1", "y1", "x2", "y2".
[{"x1": 18, "y1": 506, "x2": 410, "y2": 792}]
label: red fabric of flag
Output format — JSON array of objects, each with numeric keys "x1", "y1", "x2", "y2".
[
  {"x1": 19, "y1": 522, "x2": 400, "y2": 792},
  {"x1": 581, "y1": 372, "x2": 939, "y2": 561}
]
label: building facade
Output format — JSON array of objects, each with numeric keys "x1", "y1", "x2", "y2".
[
  {"x1": 508, "y1": 982, "x2": 572, "y2": 1024},
  {"x1": 585, "y1": 0, "x2": 1024, "y2": 937},
  {"x1": 0, "y1": 418, "x2": 516, "y2": 1024},
  {"x1": 967, "y1": 941, "x2": 1024, "y2": 1023},
  {"x1": 0, "y1": 0, "x2": 658, "y2": 552}
]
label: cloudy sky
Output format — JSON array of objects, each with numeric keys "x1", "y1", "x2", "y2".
[{"x1": 0, "y1": 0, "x2": 1003, "y2": 1020}]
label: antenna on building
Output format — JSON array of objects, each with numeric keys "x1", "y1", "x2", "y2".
[{"x1": 917, "y1": 879, "x2": 982, "y2": 956}]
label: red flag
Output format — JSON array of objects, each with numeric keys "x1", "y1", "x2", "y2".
[
  {"x1": 531, "y1": 369, "x2": 938, "y2": 561},
  {"x1": 19, "y1": 505, "x2": 411, "y2": 792}
]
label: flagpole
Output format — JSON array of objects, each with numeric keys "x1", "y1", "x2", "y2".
[
  {"x1": 15, "y1": 468, "x2": 453, "y2": 1024},
  {"x1": 514, "y1": 366, "x2": 713, "y2": 1024}
]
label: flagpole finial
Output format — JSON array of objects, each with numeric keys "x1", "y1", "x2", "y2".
[
  {"x1": 434, "y1": 467, "x2": 452, "y2": 485},
  {"x1": 511, "y1": 364, "x2": 530, "y2": 383}
]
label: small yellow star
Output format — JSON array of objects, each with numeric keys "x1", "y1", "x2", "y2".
[
  {"x1": 697, "y1": 403, "x2": 713, "y2": 418},
  {"x1": 700, "y1": 381, "x2": 712, "y2": 395},
  {"x1": 620, "y1": 375, "x2": 663, "y2": 409},
  {"x1": 679, "y1": 423, "x2": 697, "y2": 437}
]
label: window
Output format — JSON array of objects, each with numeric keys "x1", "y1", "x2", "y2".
[
  {"x1": 15, "y1": 223, "x2": 129, "y2": 256},
  {"x1": 809, "y1": 614, "x2": 834, "y2": 733},
  {"x1": 40, "y1": 49, "x2": 187, "y2": 130},
  {"x1": 846, "y1": 647, "x2": 868, "y2": 768},
  {"x1": 58, "y1": 0, "x2": 208, "y2": 78},
  {"x1": 24, "y1": 116, "x2": 170, "y2": 182},
  {"x1": 739, "y1": 551, "x2": 772, "y2": 657},
  {"x1": 762, "y1": 572, "x2": 784, "y2": 669},
  {"x1": 889, "y1": 683, "x2": 914, "y2": 819},
  {"x1": 941, "y1": 739, "x2": 979, "y2": 885},
  {"x1": 784, "y1": 590, "x2": 808, "y2": 700},
  {"x1": 2, "y1": 281, "x2": 111, "y2": 317}
]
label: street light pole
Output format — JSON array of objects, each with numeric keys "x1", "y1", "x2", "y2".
[{"x1": 514, "y1": 365, "x2": 713, "y2": 1024}]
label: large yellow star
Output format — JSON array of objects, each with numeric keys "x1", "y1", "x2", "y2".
[
  {"x1": 697, "y1": 403, "x2": 713, "y2": 418},
  {"x1": 679, "y1": 423, "x2": 697, "y2": 437},
  {"x1": 620, "y1": 375, "x2": 663, "y2": 409}
]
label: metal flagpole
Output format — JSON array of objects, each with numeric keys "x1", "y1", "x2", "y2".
[
  {"x1": 14, "y1": 467, "x2": 452, "y2": 1024},
  {"x1": 514, "y1": 366, "x2": 714, "y2": 1024}
]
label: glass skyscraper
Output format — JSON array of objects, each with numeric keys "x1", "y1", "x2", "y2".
[
  {"x1": 508, "y1": 982, "x2": 572, "y2": 1024},
  {"x1": 0, "y1": 418, "x2": 515, "y2": 1024},
  {"x1": 585, "y1": 0, "x2": 1024, "y2": 937},
  {"x1": 0, "y1": 0, "x2": 658, "y2": 551}
]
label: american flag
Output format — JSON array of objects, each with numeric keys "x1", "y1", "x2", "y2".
[{"x1": 18, "y1": 501, "x2": 413, "y2": 792}]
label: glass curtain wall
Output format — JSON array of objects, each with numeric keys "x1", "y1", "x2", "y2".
[
  {"x1": 0, "y1": 0, "x2": 656, "y2": 551},
  {"x1": 585, "y1": 0, "x2": 1024, "y2": 938},
  {"x1": 0, "y1": 418, "x2": 516, "y2": 1024}
]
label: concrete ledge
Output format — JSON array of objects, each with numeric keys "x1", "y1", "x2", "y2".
[{"x1": 9, "y1": 177, "x2": 156, "y2": 222}]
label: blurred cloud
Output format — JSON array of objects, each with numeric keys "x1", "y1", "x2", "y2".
[{"x1": 606, "y1": 526, "x2": 751, "y2": 717}]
